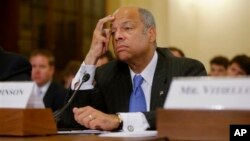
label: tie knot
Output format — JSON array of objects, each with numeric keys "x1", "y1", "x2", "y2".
[{"x1": 133, "y1": 75, "x2": 144, "y2": 89}]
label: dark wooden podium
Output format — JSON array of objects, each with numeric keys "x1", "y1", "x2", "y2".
[
  {"x1": 0, "y1": 108, "x2": 57, "y2": 136},
  {"x1": 157, "y1": 109, "x2": 250, "y2": 141}
]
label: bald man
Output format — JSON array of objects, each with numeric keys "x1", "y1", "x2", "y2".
[{"x1": 61, "y1": 7, "x2": 206, "y2": 131}]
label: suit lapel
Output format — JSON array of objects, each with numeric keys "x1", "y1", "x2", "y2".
[
  {"x1": 110, "y1": 62, "x2": 132, "y2": 112},
  {"x1": 150, "y1": 51, "x2": 172, "y2": 110},
  {"x1": 43, "y1": 83, "x2": 54, "y2": 108},
  {"x1": 118, "y1": 71, "x2": 132, "y2": 112}
]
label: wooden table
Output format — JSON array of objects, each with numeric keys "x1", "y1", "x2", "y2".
[{"x1": 0, "y1": 134, "x2": 168, "y2": 141}]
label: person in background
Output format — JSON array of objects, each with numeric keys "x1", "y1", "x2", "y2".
[
  {"x1": 96, "y1": 50, "x2": 114, "y2": 67},
  {"x1": 62, "y1": 60, "x2": 81, "y2": 88},
  {"x1": 0, "y1": 46, "x2": 31, "y2": 81},
  {"x1": 209, "y1": 55, "x2": 229, "y2": 76},
  {"x1": 168, "y1": 46, "x2": 185, "y2": 57},
  {"x1": 227, "y1": 54, "x2": 250, "y2": 76},
  {"x1": 29, "y1": 49, "x2": 67, "y2": 112},
  {"x1": 61, "y1": 6, "x2": 206, "y2": 131}
]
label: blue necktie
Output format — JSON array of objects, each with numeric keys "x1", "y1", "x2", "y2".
[{"x1": 129, "y1": 75, "x2": 147, "y2": 112}]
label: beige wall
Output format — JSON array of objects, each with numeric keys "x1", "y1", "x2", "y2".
[{"x1": 106, "y1": 0, "x2": 250, "y2": 71}]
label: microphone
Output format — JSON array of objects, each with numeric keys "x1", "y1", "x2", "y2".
[{"x1": 53, "y1": 73, "x2": 90, "y2": 122}]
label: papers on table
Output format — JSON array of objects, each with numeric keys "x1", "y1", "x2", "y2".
[
  {"x1": 57, "y1": 129, "x2": 110, "y2": 135},
  {"x1": 57, "y1": 130, "x2": 157, "y2": 137},
  {"x1": 99, "y1": 130, "x2": 157, "y2": 137}
]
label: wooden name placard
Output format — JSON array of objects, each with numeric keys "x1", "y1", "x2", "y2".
[
  {"x1": 157, "y1": 109, "x2": 250, "y2": 141},
  {"x1": 0, "y1": 108, "x2": 57, "y2": 136}
]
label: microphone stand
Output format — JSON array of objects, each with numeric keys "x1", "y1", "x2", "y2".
[{"x1": 53, "y1": 73, "x2": 90, "y2": 122}]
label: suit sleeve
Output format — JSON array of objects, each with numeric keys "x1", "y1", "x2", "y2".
[
  {"x1": 183, "y1": 58, "x2": 207, "y2": 76},
  {"x1": 1, "y1": 54, "x2": 31, "y2": 81}
]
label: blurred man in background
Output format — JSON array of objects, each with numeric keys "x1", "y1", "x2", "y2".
[
  {"x1": 29, "y1": 49, "x2": 66, "y2": 111},
  {"x1": 209, "y1": 55, "x2": 229, "y2": 76},
  {"x1": 61, "y1": 60, "x2": 81, "y2": 88},
  {"x1": 168, "y1": 46, "x2": 185, "y2": 57},
  {"x1": 227, "y1": 54, "x2": 250, "y2": 76}
]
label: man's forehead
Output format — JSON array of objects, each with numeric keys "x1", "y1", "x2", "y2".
[
  {"x1": 111, "y1": 7, "x2": 140, "y2": 27},
  {"x1": 112, "y1": 7, "x2": 139, "y2": 16},
  {"x1": 110, "y1": 19, "x2": 140, "y2": 29}
]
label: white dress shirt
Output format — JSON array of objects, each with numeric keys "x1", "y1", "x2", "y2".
[
  {"x1": 71, "y1": 51, "x2": 158, "y2": 132},
  {"x1": 27, "y1": 81, "x2": 51, "y2": 108},
  {"x1": 36, "y1": 81, "x2": 51, "y2": 98}
]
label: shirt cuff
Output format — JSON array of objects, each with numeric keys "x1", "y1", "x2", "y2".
[
  {"x1": 119, "y1": 112, "x2": 150, "y2": 132},
  {"x1": 71, "y1": 62, "x2": 96, "y2": 90}
]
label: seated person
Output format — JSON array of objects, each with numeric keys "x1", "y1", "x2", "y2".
[
  {"x1": 60, "y1": 6, "x2": 207, "y2": 131},
  {"x1": 168, "y1": 46, "x2": 185, "y2": 57},
  {"x1": 227, "y1": 54, "x2": 250, "y2": 76},
  {"x1": 0, "y1": 46, "x2": 31, "y2": 81},
  {"x1": 62, "y1": 60, "x2": 81, "y2": 88},
  {"x1": 29, "y1": 49, "x2": 67, "y2": 112},
  {"x1": 209, "y1": 55, "x2": 229, "y2": 76}
]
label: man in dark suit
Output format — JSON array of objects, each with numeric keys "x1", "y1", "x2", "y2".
[
  {"x1": 0, "y1": 47, "x2": 31, "y2": 81},
  {"x1": 29, "y1": 49, "x2": 67, "y2": 112},
  {"x1": 61, "y1": 6, "x2": 207, "y2": 131}
]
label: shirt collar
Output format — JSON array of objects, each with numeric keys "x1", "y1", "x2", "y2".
[
  {"x1": 129, "y1": 51, "x2": 158, "y2": 86},
  {"x1": 37, "y1": 80, "x2": 52, "y2": 95}
]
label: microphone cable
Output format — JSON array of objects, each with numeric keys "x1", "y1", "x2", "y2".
[{"x1": 53, "y1": 73, "x2": 90, "y2": 122}]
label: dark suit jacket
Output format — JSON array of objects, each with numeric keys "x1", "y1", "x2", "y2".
[
  {"x1": 43, "y1": 81, "x2": 67, "y2": 112},
  {"x1": 0, "y1": 47, "x2": 31, "y2": 81},
  {"x1": 60, "y1": 48, "x2": 207, "y2": 130}
]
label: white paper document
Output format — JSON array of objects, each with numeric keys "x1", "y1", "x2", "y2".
[
  {"x1": 57, "y1": 129, "x2": 110, "y2": 135},
  {"x1": 99, "y1": 130, "x2": 157, "y2": 137},
  {"x1": 58, "y1": 130, "x2": 157, "y2": 137}
]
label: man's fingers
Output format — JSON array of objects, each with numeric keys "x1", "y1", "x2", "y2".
[
  {"x1": 73, "y1": 106, "x2": 96, "y2": 126},
  {"x1": 73, "y1": 107, "x2": 118, "y2": 131},
  {"x1": 73, "y1": 106, "x2": 93, "y2": 115},
  {"x1": 88, "y1": 118, "x2": 101, "y2": 129},
  {"x1": 96, "y1": 15, "x2": 114, "y2": 34},
  {"x1": 102, "y1": 29, "x2": 111, "y2": 37},
  {"x1": 103, "y1": 29, "x2": 111, "y2": 52}
]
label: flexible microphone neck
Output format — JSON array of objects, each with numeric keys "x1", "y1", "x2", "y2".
[{"x1": 53, "y1": 73, "x2": 90, "y2": 122}]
